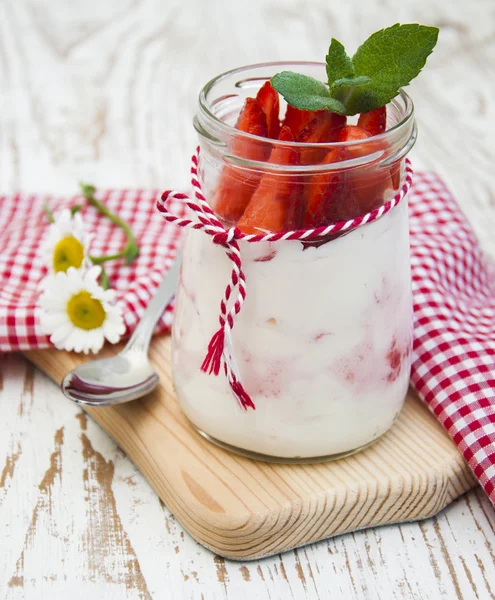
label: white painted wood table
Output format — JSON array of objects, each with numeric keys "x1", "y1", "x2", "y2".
[{"x1": 1, "y1": 1, "x2": 494, "y2": 598}]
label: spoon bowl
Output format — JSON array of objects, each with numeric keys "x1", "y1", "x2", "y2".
[
  {"x1": 61, "y1": 255, "x2": 181, "y2": 406},
  {"x1": 62, "y1": 351, "x2": 159, "y2": 406}
]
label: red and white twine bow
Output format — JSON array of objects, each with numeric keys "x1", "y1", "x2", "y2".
[{"x1": 157, "y1": 147, "x2": 413, "y2": 410}]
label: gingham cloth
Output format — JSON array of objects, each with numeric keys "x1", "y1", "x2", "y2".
[
  {"x1": 0, "y1": 189, "x2": 185, "y2": 351},
  {"x1": 0, "y1": 174, "x2": 494, "y2": 505},
  {"x1": 408, "y1": 173, "x2": 495, "y2": 506}
]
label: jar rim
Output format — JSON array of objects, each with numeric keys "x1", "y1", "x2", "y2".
[{"x1": 198, "y1": 61, "x2": 415, "y2": 152}]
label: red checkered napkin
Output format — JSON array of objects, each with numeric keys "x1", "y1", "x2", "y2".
[
  {"x1": 0, "y1": 190, "x2": 184, "y2": 352},
  {"x1": 1, "y1": 173, "x2": 494, "y2": 505},
  {"x1": 409, "y1": 173, "x2": 495, "y2": 506}
]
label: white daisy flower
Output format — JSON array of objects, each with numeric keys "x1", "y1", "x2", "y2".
[
  {"x1": 42, "y1": 208, "x2": 92, "y2": 273},
  {"x1": 39, "y1": 266, "x2": 126, "y2": 354}
]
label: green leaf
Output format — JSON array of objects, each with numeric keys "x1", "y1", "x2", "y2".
[
  {"x1": 329, "y1": 76, "x2": 374, "y2": 115},
  {"x1": 326, "y1": 38, "x2": 354, "y2": 86},
  {"x1": 79, "y1": 182, "x2": 96, "y2": 197},
  {"x1": 272, "y1": 23, "x2": 439, "y2": 117},
  {"x1": 43, "y1": 201, "x2": 55, "y2": 224},
  {"x1": 99, "y1": 266, "x2": 110, "y2": 290},
  {"x1": 350, "y1": 23, "x2": 439, "y2": 110},
  {"x1": 70, "y1": 204, "x2": 83, "y2": 216},
  {"x1": 331, "y1": 75, "x2": 372, "y2": 90},
  {"x1": 271, "y1": 72, "x2": 346, "y2": 114},
  {"x1": 124, "y1": 242, "x2": 140, "y2": 265}
]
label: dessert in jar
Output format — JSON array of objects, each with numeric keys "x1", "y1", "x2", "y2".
[{"x1": 168, "y1": 25, "x2": 438, "y2": 461}]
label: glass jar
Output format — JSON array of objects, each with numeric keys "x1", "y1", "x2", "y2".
[{"x1": 172, "y1": 62, "x2": 416, "y2": 462}]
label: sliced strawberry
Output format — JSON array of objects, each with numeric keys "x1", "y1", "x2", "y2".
[
  {"x1": 234, "y1": 97, "x2": 268, "y2": 139},
  {"x1": 357, "y1": 107, "x2": 387, "y2": 136},
  {"x1": 390, "y1": 160, "x2": 402, "y2": 190},
  {"x1": 303, "y1": 150, "x2": 347, "y2": 227},
  {"x1": 274, "y1": 125, "x2": 296, "y2": 145},
  {"x1": 237, "y1": 126, "x2": 302, "y2": 234},
  {"x1": 213, "y1": 98, "x2": 269, "y2": 223},
  {"x1": 282, "y1": 105, "x2": 318, "y2": 137},
  {"x1": 336, "y1": 125, "x2": 373, "y2": 162},
  {"x1": 338, "y1": 125, "x2": 393, "y2": 215},
  {"x1": 342, "y1": 123, "x2": 400, "y2": 197},
  {"x1": 320, "y1": 147, "x2": 346, "y2": 164},
  {"x1": 342, "y1": 172, "x2": 387, "y2": 217},
  {"x1": 256, "y1": 81, "x2": 280, "y2": 139},
  {"x1": 338, "y1": 124, "x2": 372, "y2": 143},
  {"x1": 298, "y1": 112, "x2": 347, "y2": 144},
  {"x1": 297, "y1": 112, "x2": 347, "y2": 164}
]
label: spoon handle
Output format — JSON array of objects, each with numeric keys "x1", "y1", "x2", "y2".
[{"x1": 123, "y1": 253, "x2": 182, "y2": 355}]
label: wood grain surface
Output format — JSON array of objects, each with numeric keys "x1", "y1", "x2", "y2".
[
  {"x1": 1, "y1": 0, "x2": 494, "y2": 598},
  {"x1": 22, "y1": 337, "x2": 476, "y2": 561}
]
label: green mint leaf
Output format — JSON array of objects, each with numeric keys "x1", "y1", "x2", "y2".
[
  {"x1": 350, "y1": 23, "x2": 439, "y2": 110},
  {"x1": 272, "y1": 23, "x2": 438, "y2": 117},
  {"x1": 271, "y1": 72, "x2": 346, "y2": 114},
  {"x1": 331, "y1": 75, "x2": 372, "y2": 89},
  {"x1": 329, "y1": 76, "x2": 374, "y2": 115},
  {"x1": 326, "y1": 38, "x2": 354, "y2": 86}
]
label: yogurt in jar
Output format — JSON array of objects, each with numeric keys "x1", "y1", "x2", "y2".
[{"x1": 172, "y1": 197, "x2": 413, "y2": 459}]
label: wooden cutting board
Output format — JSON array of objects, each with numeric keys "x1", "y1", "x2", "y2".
[{"x1": 24, "y1": 335, "x2": 476, "y2": 560}]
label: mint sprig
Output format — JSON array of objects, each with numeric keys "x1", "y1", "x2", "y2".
[
  {"x1": 270, "y1": 72, "x2": 346, "y2": 114},
  {"x1": 271, "y1": 23, "x2": 439, "y2": 116},
  {"x1": 325, "y1": 38, "x2": 354, "y2": 85}
]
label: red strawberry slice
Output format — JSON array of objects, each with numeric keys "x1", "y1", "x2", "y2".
[
  {"x1": 238, "y1": 126, "x2": 303, "y2": 234},
  {"x1": 213, "y1": 98, "x2": 269, "y2": 223},
  {"x1": 282, "y1": 105, "x2": 318, "y2": 137},
  {"x1": 341, "y1": 122, "x2": 402, "y2": 195},
  {"x1": 298, "y1": 112, "x2": 347, "y2": 144},
  {"x1": 234, "y1": 97, "x2": 268, "y2": 139},
  {"x1": 338, "y1": 124, "x2": 372, "y2": 143},
  {"x1": 357, "y1": 107, "x2": 387, "y2": 136},
  {"x1": 256, "y1": 81, "x2": 281, "y2": 139},
  {"x1": 297, "y1": 112, "x2": 347, "y2": 164},
  {"x1": 338, "y1": 125, "x2": 393, "y2": 215},
  {"x1": 390, "y1": 161, "x2": 402, "y2": 190},
  {"x1": 303, "y1": 148, "x2": 347, "y2": 227}
]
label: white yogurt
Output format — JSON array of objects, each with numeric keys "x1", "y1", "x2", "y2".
[{"x1": 172, "y1": 198, "x2": 412, "y2": 459}]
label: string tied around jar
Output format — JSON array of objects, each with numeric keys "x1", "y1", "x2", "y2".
[{"x1": 157, "y1": 146, "x2": 413, "y2": 411}]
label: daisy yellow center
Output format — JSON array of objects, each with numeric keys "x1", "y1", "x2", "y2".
[
  {"x1": 53, "y1": 236, "x2": 84, "y2": 272},
  {"x1": 67, "y1": 291, "x2": 106, "y2": 330}
]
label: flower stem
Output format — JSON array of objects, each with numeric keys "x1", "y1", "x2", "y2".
[
  {"x1": 99, "y1": 266, "x2": 110, "y2": 290},
  {"x1": 43, "y1": 201, "x2": 55, "y2": 224},
  {"x1": 79, "y1": 182, "x2": 139, "y2": 265}
]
